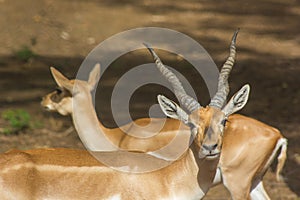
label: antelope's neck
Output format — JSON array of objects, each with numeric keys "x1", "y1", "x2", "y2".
[
  {"x1": 72, "y1": 89, "x2": 117, "y2": 151},
  {"x1": 191, "y1": 144, "x2": 220, "y2": 194},
  {"x1": 164, "y1": 148, "x2": 219, "y2": 199},
  {"x1": 163, "y1": 149, "x2": 206, "y2": 199}
]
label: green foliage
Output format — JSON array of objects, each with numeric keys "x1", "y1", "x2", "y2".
[
  {"x1": 1, "y1": 109, "x2": 31, "y2": 134},
  {"x1": 15, "y1": 46, "x2": 35, "y2": 62}
]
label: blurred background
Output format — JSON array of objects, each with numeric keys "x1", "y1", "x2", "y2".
[{"x1": 0, "y1": 0, "x2": 299, "y2": 199}]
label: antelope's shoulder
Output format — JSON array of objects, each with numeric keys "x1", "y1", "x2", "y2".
[{"x1": 227, "y1": 114, "x2": 282, "y2": 138}]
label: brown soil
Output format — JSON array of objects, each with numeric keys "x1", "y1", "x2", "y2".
[{"x1": 0, "y1": 0, "x2": 299, "y2": 199}]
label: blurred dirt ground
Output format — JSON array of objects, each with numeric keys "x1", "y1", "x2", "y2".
[{"x1": 0, "y1": 0, "x2": 299, "y2": 199}]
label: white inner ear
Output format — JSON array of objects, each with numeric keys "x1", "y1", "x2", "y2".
[
  {"x1": 222, "y1": 84, "x2": 250, "y2": 116},
  {"x1": 157, "y1": 95, "x2": 180, "y2": 119},
  {"x1": 157, "y1": 95, "x2": 189, "y2": 124}
]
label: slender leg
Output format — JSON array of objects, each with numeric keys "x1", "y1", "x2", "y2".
[
  {"x1": 250, "y1": 181, "x2": 270, "y2": 200},
  {"x1": 222, "y1": 173, "x2": 252, "y2": 200}
]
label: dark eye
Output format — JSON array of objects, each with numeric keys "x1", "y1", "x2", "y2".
[
  {"x1": 221, "y1": 119, "x2": 227, "y2": 126},
  {"x1": 55, "y1": 88, "x2": 63, "y2": 94}
]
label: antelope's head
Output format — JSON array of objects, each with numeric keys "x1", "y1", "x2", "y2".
[
  {"x1": 41, "y1": 64, "x2": 101, "y2": 115},
  {"x1": 147, "y1": 30, "x2": 248, "y2": 159},
  {"x1": 41, "y1": 86, "x2": 73, "y2": 116},
  {"x1": 157, "y1": 84, "x2": 250, "y2": 159}
]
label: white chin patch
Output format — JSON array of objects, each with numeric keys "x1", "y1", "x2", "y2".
[
  {"x1": 205, "y1": 153, "x2": 220, "y2": 160},
  {"x1": 58, "y1": 109, "x2": 69, "y2": 116},
  {"x1": 199, "y1": 151, "x2": 220, "y2": 160},
  {"x1": 45, "y1": 105, "x2": 54, "y2": 111}
]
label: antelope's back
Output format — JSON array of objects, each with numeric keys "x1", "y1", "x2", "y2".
[{"x1": 219, "y1": 114, "x2": 283, "y2": 179}]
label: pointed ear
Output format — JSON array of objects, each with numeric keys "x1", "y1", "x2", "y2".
[
  {"x1": 157, "y1": 95, "x2": 189, "y2": 124},
  {"x1": 88, "y1": 63, "x2": 101, "y2": 91},
  {"x1": 50, "y1": 67, "x2": 73, "y2": 92},
  {"x1": 222, "y1": 84, "x2": 250, "y2": 116}
]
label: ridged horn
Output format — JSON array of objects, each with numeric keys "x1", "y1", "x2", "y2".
[
  {"x1": 143, "y1": 43, "x2": 201, "y2": 112},
  {"x1": 209, "y1": 29, "x2": 239, "y2": 108}
]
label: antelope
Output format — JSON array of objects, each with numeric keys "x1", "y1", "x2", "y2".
[
  {"x1": 0, "y1": 61, "x2": 248, "y2": 199},
  {"x1": 0, "y1": 147, "x2": 216, "y2": 199},
  {"x1": 42, "y1": 31, "x2": 287, "y2": 199},
  {"x1": 44, "y1": 66, "x2": 191, "y2": 155},
  {"x1": 143, "y1": 34, "x2": 287, "y2": 199}
]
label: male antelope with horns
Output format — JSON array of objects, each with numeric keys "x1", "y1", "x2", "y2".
[{"x1": 143, "y1": 30, "x2": 287, "y2": 200}]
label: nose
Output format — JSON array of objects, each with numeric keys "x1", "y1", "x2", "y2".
[
  {"x1": 41, "y1": 103, "x2": 51, "y2": 110},
  {"x1": 202, "y1": 143, "x2": 218, "y2": 152}
]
